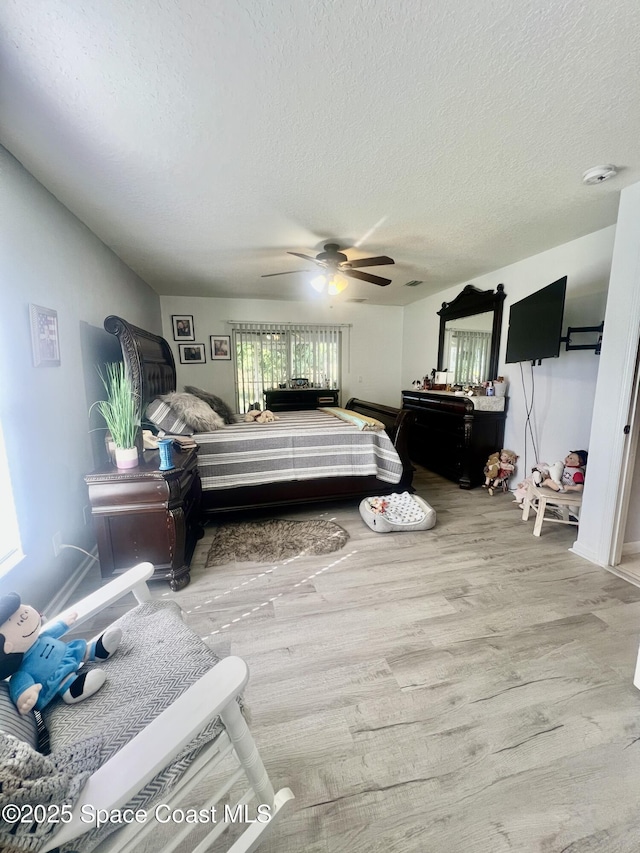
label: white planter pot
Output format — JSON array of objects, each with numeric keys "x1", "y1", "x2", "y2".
[{"x1": 115, "y1": 446, "x2": 139, "y2": 469}]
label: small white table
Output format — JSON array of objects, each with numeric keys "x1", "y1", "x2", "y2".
[{"x1": 521, "y1": 483, "x2": 583, "y2": 537}]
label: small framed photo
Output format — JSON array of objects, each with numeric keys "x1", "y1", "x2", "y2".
[
  {"x1": 30, "y1": 304, "x2": 61, "y2": 367},
  {"x1": 211, "y1": 335, "x2": 231, "y2": 360},
  {"x1": 178, "y1": 343, "x2": 206, "y2": 364},
  {"x1": 172, "y1": 315, "x2": 195, "y2": 341}
]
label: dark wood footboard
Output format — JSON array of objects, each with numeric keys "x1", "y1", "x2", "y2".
[
  {"x1": 345, "y1": 397, "x2": 414, "y2": 480},
  {"x1": 201, "y1": 399, "x2": 415, "y2": 517}
]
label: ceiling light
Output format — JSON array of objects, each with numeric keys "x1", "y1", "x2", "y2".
[
  {"x1": 582, "y1": 165, "x2": 618, "y2": 185},
  {"x1": 328, "y1": 274, "x2": 348, "y2": 295},
  {"x1": 311, "y1": 273, "x2": 348, "y2": 295},
  {"x1": 311, "y1": 274, "x2": 327, "y2": 292}
]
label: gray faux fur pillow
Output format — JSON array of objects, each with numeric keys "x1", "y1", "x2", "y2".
[
  {"x1": 159, "y1": 392, "x2": 225, "y2": 432},
  {"x1": 184, "y1": 386, "x2": 236, "y2": 424}
]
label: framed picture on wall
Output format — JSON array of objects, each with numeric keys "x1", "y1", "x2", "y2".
[
  {"x1": 172, "y1": 315, "x2": 195, "y2": 341},
  {"x1": 30, "y1": 304, "x2": 61, "y2": 367},
  {"x1": 211, "y1": 335, "x2": 231, "y2": 360},
  {"x1": 178, "y1": 343, "x2": 206, "y2": 364}
]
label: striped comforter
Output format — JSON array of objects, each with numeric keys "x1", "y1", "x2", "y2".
[{"x1": 194, "y1": 409, "x2": 403, "y2": 491}]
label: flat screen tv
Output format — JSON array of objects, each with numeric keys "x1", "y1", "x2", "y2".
[{"x1": 505, "y1": 276, "x2": 567, "y2": 364}]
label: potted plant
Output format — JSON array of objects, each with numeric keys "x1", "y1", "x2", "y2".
[{"x1": 91, "y1": 362, "x2": 141, "y2": 469}]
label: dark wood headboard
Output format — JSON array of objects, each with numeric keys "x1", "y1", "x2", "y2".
[{"x1": 104, "y1": 316, "x2": 177, "y2": 412}]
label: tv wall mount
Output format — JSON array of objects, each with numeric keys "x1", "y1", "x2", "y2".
[{"x1": 560, "y1": 321, "x2": 604, "y2": 355}]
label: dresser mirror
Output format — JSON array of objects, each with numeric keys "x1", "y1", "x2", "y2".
[{"x1": 437, "y1": 283, "x2": 506, "y2": 385}]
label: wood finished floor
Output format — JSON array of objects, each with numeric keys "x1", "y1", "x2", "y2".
[{"x1": 108, "y1": 467, "x2": 640, "y2": 852}]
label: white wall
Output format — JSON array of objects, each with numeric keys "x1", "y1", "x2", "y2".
[
  {"x1": 402, "y1": 227, "x2": 614, "y2": 477},
  {"x1": 160, "y1": 295, "x2": 404, "y2": 410},
  {"x1": 0, "y1": 147, "x2": 161, "y2": 608}
]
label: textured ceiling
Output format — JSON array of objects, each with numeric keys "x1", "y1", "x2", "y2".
[{"x1": 1, "y1": 0, "x2": 639, "y2": 306}]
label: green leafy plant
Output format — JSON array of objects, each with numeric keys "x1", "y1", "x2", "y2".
[{"x1": 90, "y1": 362, "x2": 140, "y2": 449}]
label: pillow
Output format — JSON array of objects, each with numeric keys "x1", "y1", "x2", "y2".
[
  {"x1": 159, "y1": 392, "x2": 225, "y2": 432},
  {"x1": 145, "y1": 398, "x2": 194, "y2": 436},
  {"x1": 184, "y1": 386, "x2": 236, "y2": 424},
  {"x1": 0, "y1": 681, "x2": 49, "y2": 753}
]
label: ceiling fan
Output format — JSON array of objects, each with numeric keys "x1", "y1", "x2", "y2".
[{"x1": 262, "y1": 243, "x2": 395, "y2": 293}]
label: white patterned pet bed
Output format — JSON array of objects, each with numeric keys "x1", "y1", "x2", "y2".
[{"x1": 359, "y1": 492, "x2": 436, "y2": 533}]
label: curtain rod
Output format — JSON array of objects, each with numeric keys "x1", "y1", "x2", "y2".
[{"x1": 227, "y1": 321, "x2": 352, "y2": 328}]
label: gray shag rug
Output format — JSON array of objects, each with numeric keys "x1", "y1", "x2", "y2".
[{"x1": 206, "y1": 518, "x2": 349, "y2": 566}]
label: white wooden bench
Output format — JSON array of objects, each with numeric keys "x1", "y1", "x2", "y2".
[{"x1": 521, "y1": 483, "x2": 583, "y2": 537}]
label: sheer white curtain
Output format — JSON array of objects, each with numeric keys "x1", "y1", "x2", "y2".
[
  {"x1": 232, "y1": 322, "x2": 342, "y2": 413},
  {"x1": 444, "y1": 328, "x2": 492, "y2": 385}
]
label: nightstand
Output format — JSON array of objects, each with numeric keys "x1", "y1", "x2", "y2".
[
  {"x1": 264, "y1": 388, "x2": 340, "y2": 412},
  {"x1": 85, "y1": 446, "x2": 203, "y2": 591}
]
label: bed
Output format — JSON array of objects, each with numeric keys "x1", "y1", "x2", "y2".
[{"x1": 103, "y1": 315, "x2": 414, "y2": 517}]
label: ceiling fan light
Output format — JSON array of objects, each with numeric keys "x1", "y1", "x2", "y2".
[
  {"x1": 328, "y1": 274, "x2": 348, "y2": 295},
  {"x1": 311, "y1": 274, "x2": 327, "y2": 292}
]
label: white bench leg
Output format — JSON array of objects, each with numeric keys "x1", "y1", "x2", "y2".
[{"x1": 533, "y1": 497, "x2": 547, "y2": 537}]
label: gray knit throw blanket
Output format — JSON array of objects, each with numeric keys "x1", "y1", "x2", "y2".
[{"x1": 0, "y1": 732, "x2": 103, "y2": 853}]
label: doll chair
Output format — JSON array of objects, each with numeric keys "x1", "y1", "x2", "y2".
[
  {"x1": 1, "y1": 563, "x2": 293, "y2": 853},
  {"x1": 521, "y1": 482, "x2": 583, "y2": 537}
]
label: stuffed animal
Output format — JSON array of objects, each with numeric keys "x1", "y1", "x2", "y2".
[
  {"x1": 484, "y1": 449, "x2": 518, "y2": 495},
  {"x1": 483, "y1": 452, "x2": 501, "y2": 487},
  {"x1": 532, "y1": 460, "x2": 564, "y2": 488},
  {"x1": 367, "y1": 496, "x2": 390, "y2": 514},
  {"x1": 514, "y1": 450, "x2": 588, "y2": 507},
  {"x1": 0, "y1": 593, "x2": 121, "y2": 715},
  {"x1": 244, "y1": 409, "x2": 279, "y2": 423},
  {"x1": 535, "y1": 450, "x2": 588, "y2": 493}
]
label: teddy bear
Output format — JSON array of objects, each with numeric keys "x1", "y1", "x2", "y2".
[
  {"x1": 484, "y1": 449, "x2": 518, "y2": 495},
  {"x1": 483, "y1": 452, "x2": 501, "y2": 487},
  {"x1": 0, "y1": 592, "x2": 122, "y2": 714},
  {"x1": 244, "y1": 409, "x2": 279, "y2": 423}
]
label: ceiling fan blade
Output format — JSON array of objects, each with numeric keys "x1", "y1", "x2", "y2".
[
  {"x1": 346, "y1": 255, "x2": 395, "y2": 268},
  {"x1": 346, "y1": 269, "x2": 392, "y2": 287},
  {"x1": 261, "y1": 270, "x2": 310, "y2": 277},
  {"x1": 287, "y1": 252, "x2": 320, "y2": 263}
]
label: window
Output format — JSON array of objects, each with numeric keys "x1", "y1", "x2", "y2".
[
  {"x1": 443, "y1": 328, "x2": 492, "y2": 386},
  {"x1": 0, "y1": 419, "x2": 24, "y2": 576},
  {"x1": 232, "y1": 323, "x2": 342, "y2": 413}
]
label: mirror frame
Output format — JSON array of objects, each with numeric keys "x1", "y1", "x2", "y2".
[{"x1": 437, "y1": 283, "x2": 506, "y2": 383}]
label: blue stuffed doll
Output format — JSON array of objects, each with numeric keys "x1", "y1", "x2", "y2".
[{"x1": 0, "y1": 592, "x2": 121, "y2": 715}]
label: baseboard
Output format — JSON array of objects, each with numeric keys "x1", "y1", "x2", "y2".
[
  {"x1": 569, "y1": 541, "x2": 607, "y2": 567},
  {"x1": 45, "y1": 546, "x2": 99, "y2": 616},
  {"x1": 569, "y1": 540, "x2": 640, "y2": 588},
  {"x1": 622, "y1": 540, "x2": 640, "y2": 556},
  {"x1": 600, "y1": 561, "x2": 640, "y2": 589}
]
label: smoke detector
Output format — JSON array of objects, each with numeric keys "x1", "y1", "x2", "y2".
[{"x1": 582, "y1": 165, "x2": 618, "y2": 185}]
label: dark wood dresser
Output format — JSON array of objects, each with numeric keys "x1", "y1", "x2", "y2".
[
  {"x1": 85, "y1": 446, "x2": 203, "y2": 590},
  {"x1": 401, "y1": 390, "x2": 507, "y2": 489},
  {"x1": 264, "y1": 388, "x2": 339, "y2": 412}
]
